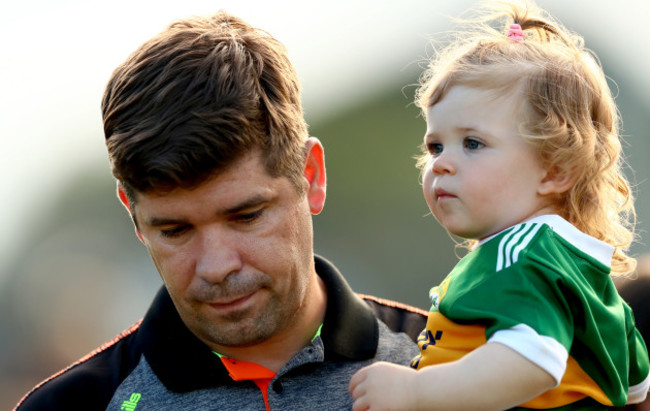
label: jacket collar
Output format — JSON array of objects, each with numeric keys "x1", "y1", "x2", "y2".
[{"x1": 139, "y1": 255, "x2": 379, "y2": 392}]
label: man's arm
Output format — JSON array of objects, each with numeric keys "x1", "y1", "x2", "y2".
[
  {"x1": 360, "y1": 294, "x2": 428, "y2": 342},
  {"x1": 14, "y1": 322, "x2": 142, "y2": 410}
]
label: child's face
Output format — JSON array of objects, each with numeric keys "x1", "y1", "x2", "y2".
[{"x1": 422, "y1": 85, "x2": 555, "y2": 240}]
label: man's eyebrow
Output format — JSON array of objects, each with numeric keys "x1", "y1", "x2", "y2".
[
  {"x1": 224, "y1": 194, "x2": 269, "y2": 214},
  {"x1": 145, "y1": 217, "x2": 189, "y2": 227},
  {"x1": 144, "y1": 194, "x2": 271, "y2": 227}
]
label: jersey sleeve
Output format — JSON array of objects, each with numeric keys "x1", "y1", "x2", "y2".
[
  {"x1": 433, "y1": 220, "x2": 647, "y2": 405},
  {"x1": 625, "y1": 306, "x2": 650, "y2": 404},
  {"x1": 444, "y1": 256, "x2": 574, "y2": 383}
]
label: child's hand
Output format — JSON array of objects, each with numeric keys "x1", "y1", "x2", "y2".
[{"x1": 349, "y1": 361, "x2": 419, "y2": 411}]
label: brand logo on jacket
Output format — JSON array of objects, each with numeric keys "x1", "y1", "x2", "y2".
[{"x1": 121, "y1": 393, "x2": 141, "y2": 411}]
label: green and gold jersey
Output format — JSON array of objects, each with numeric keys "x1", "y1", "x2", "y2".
[{"x1": 412, "y1": 215, "x2": 649, "y2": 409}]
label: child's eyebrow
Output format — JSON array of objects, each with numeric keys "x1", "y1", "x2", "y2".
[
  {"x1": 423, "y1": 127, "x2": 441, "y2": 140},
  {"x1": 424, "y1": 127, "x2": 481, "y2": 140}
]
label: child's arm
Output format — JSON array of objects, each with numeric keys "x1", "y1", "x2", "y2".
[{"x1": 349, "y1": 342, "x2": 556, "y2": 411}]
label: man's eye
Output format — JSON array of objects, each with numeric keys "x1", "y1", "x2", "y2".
[
  {"x1": 464, "y1": 138, "x2": 484, "y2": 150},
  {"x1": 235, "y1": 209, "x2": 264, "y2": 223},
  {"x1": 160, "y1": 226, "x2": 189, "y2": 238}
]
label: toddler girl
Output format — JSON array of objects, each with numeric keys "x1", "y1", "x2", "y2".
[{"x1": 349, "y1": 1, "x2": 649, "y2": 409}]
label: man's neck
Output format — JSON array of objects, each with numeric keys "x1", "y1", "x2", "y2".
[{"x1": 213, "y1": 275, "x2": 328, "y2": 372}]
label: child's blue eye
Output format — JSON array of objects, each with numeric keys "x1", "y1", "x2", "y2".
[
  {"x1": 427, "y1": 143, "x2": 443, "y2": 156},
  {"x1": 464, "y1": 138, "x2": 484, "y2": 150}
]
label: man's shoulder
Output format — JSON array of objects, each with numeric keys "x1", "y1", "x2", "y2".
[
  {"x1": 357, "y1": 294, "x2": 427, "y2": 342},
  {"x1": 14, "y1": 321, "x2": 143, "y2": 410}
]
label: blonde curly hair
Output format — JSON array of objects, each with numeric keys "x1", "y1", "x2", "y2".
[{"x1": 416, "y1": 0, "x2": 636, "y2": 275}]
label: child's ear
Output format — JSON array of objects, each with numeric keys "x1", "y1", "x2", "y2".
[{"x1": 538, "y1": 166, "x2": 577, "y2": 196}]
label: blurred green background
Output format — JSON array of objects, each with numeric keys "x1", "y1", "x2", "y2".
[{"x1": 2, "y1": 0, "x2": 649, "y2": 408}]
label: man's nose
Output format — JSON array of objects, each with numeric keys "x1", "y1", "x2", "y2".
[{"x1": 194, "y1": 228, "x2": 243, "y2": 284}]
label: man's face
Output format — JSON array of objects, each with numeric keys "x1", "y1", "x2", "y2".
[{"x1": 132, "y1": 149, "x2": 320, "y2": 350}]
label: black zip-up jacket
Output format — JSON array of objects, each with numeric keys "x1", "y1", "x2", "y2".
[{"x1": 15, "y1": 256, "x2": 427, "y2": 410}]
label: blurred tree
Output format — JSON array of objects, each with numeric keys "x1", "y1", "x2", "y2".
[
  {"x1": 0, "y1": 171, "x2": 160, "y2": 408},
  {"x1": 310, "y1": 71, "x2": 457, "y2": 306}
]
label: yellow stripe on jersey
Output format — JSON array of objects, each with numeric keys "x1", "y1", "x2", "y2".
[
  {"x1": 414, "y1": 312, "x2": 612, "y2": 408},
  {"x1": 414, "y1": 312, "x2": 486, "y2": 368},
  {"x1": 521, "y1": 355, "x2": 612, "y2": 408}
]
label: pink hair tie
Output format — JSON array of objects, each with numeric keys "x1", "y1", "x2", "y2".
[{"x1": 507, "y1": 23, "x2": 524, "y2": 42}]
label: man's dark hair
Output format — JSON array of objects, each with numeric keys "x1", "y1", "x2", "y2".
[{"x1": 102, "y1": 11, "x2": 308, "y2": 203}]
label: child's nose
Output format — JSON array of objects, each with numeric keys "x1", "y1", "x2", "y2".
[{"x1": 432, "y1": 152, "x2": 456, "y2": 175}]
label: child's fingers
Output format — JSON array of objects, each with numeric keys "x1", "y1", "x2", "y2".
[
  {"x1": 350, "y1": 370, "x2": 370, "y2": 411},
  {"x1": 349, "y1": 366, "x2": 368, "y2": 395},
  {"x1": 352, "y1": 395, "x2": 370, "y2": 411}
]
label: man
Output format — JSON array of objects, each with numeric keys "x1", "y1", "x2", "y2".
[{"x1": 15, "y1": 11, "x2": 426, "y2": 410}]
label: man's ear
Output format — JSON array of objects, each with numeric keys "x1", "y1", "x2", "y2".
[
  {"x1": 117, "y1": 182, "x2": 131, "y2": 212},
  {"x1": 303, "y1": 137, "x2": 326, "y2": 215},
  {"x1": 116, "y1": 182, "x2": 145, "y2": 244},
  {"x1": 537, "y1": 166, "x2": 577, "y2": 196}
]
